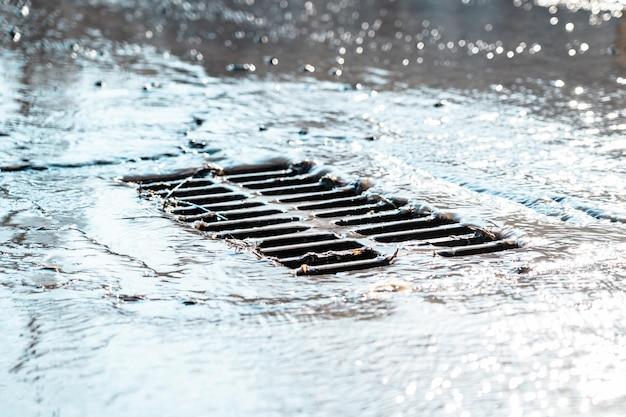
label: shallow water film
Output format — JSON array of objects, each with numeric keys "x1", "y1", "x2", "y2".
[{"x1": 1, "y1": 0, "x2": 626, "y2": 416}]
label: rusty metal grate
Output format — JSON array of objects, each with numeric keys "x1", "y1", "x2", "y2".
[{"x1": 122, "y1": 159, "x2": 518, "y2": 275}]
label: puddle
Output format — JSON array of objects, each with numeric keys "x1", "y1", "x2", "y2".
[{"x1": 1, "y1": 0, "x2": 626, "y2": 416}]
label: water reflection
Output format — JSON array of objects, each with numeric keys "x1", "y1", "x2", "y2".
[{"x1": 1, "y1": 0, "x2": 626, "y2": 416}]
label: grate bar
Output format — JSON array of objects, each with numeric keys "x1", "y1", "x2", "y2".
[
  {"x1": 297, "y1": 195, "x2": 371, "y2": 210},
  {"x1": 416, "y1": 233, "x2": 490, "y2": 247},
  {"x1": 216, "y1": 224, "x2": 311, "y2": 239},
  {"x1": 241, "y1": 174, "x2": 324, "y2": 189},
  {"x1": 279, "y1": 187, "x2": 360, "y2": 203},
  {"x1": 196, "y1": 216, "x2": 301, "y2": 232},
  {"x1": 169, "y1": 201, "x2": 264, "y2": 216},
  {"x1": 295, "y1": 256, "x2": 391, "y2": 275},
  {"x1": 175, "y1": 179, "x2": 215, "y2": 188},
  {"x1": 279, "y1": 248, "x2": 379, "y2": 269},
  {"x1": 315, "y1": 202, "x2": 400, "y2": 218},
  {"x1": 225, "y1": 169, "x2": 304, "y2": 183},
  {"x1": 258, "y1": 232, "x2": 339, "y2": 249},
  {"x1": 354, "y1": 216, "x2": 454, "y2": 235},
  {"x1": 437, "y1": 240, "x2": 518, "y2": 256},
  {"x1": 261, "y1": 239, "x2": 363, "y2": 258},
  {"x1": 156, "y1": 185, "x2": 232, "y2": 198},
  {"x1": 176, "y1": 192, "x2": 248, "y2": 205},
  {"x1": 258, "y1": 182, "x2": 333, "y2": 196},
  {"x1": 140, "y1": 178, "x2": 216, "y2": 192},
  {"x1": 335, "y1": 209, "x2": 425, "y2": 226},
  {"x1": 372, "y1": 224, "x2": 475, "y2": 243},
  {"x1": 214, "y1": 208, "x2": 284, "y2": 221},
  {"x1": 177, "y1": 208, "x2": 284, "y2": 223}
]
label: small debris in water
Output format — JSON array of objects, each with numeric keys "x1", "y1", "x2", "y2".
[
  {"x1": 143, "y1": 81, "x2": 161, "y2": 91},
  {"x1": 265, "y1": 56, "x2": 279, "y2": 66},
  {"x1": 10, "y1": 29, "x2": 21, "y2": 42},
  {"x1": 39, "y1": 264, "x2": 62, "y2": 273},
  {"x1": 424, "y1": 295, "x2": 445, "y2": 304},
  {"x1": 226, "y1": 63, "x2": 256, "y2": 72},
  {"x1": 117, "y1": 294, "x2": 145, "y2": 302},
  {"x1": 188, "y1": 139, "x2": 208, "y2": 149},
  {"x1": 301, "y1": 64, "x2": 315, "y2": 73}
]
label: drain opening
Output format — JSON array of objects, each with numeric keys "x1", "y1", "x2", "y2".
[{"x1": 123, "y1": 159, "x2": 519, "y2": 275}]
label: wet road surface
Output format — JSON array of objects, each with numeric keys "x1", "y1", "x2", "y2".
[{"x1": 1, "y1": 0, "x2": 626, "y2": 416}]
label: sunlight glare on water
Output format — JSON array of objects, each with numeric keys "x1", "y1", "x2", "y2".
[{"x1": 1, "y1": 0, "x2": 626, "y2": 416}]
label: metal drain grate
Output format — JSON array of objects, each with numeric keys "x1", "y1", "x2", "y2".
[{"x1": 122, "y1": 159, "x2": 518, "y2": 275}]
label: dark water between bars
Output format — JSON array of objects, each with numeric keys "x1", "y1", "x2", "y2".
[{"x1": 1, "y1": 0, "x2": 626, "y2": 416}]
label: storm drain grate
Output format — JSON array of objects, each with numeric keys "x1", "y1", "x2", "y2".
[{"x1": 122, "y1": 159, "x2": 518, "y2": 275}]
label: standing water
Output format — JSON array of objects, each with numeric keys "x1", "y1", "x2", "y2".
[{"x1": 1, "y1": 0, "x2": 626, "y2": 416}]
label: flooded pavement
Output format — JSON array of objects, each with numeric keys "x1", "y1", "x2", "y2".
[{"x1": 1, "y1": 0, "x2": 626, "y2": 416}]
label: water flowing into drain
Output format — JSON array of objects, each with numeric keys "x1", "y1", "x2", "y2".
[{"x1": 122, "y1": 159, "x2": 519, "y2": 275}]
